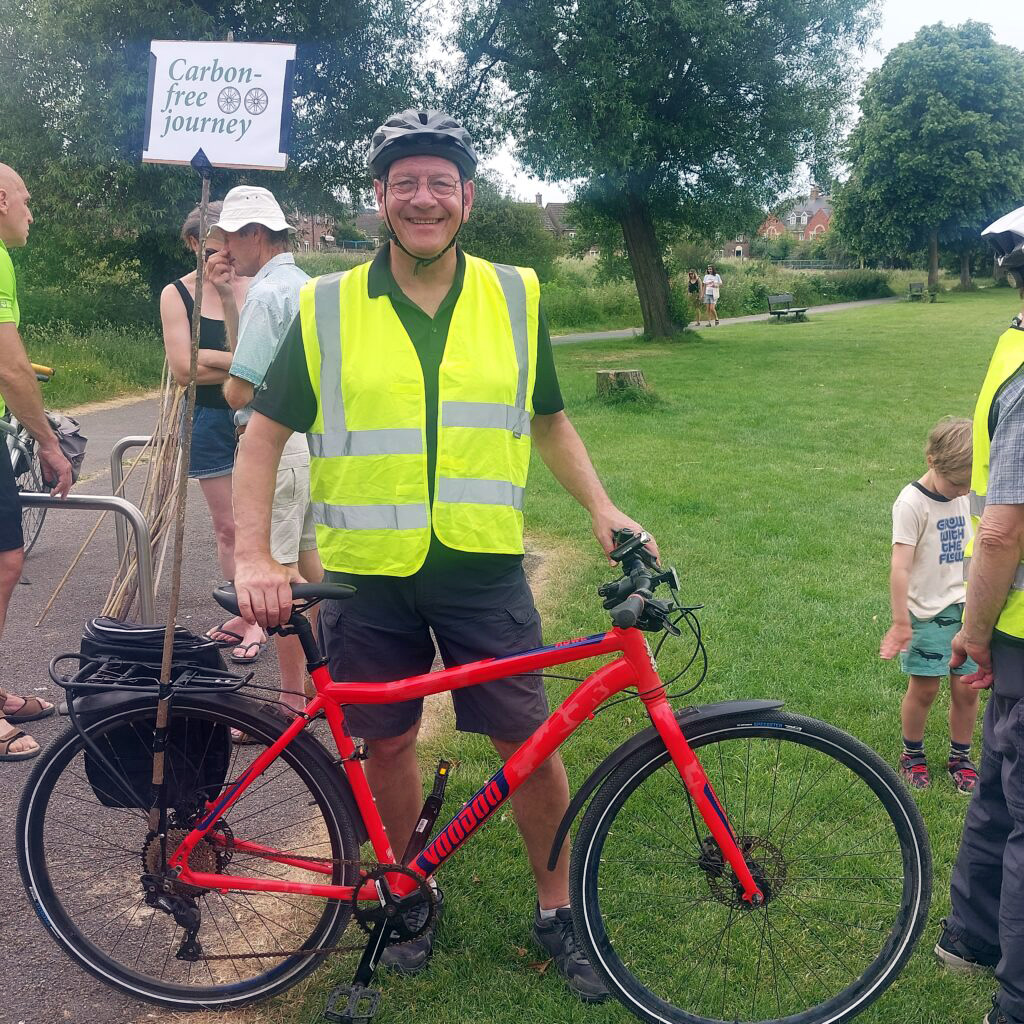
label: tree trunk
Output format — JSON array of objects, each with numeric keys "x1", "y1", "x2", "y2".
[
  {"x1": 928, "y1": 231, "x2": 939, "y2": 288},
  {"x1": 618, "y1": 194, "x2": 678, "y2": 338},
  {"x1": 960, "y1": 250, "x2": 972, "y2": 290}
]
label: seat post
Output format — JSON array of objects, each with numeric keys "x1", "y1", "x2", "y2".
[{"x1": 289, "y1": 612, "x2": 327, "y2": 669}]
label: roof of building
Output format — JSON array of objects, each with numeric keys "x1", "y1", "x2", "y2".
[
  {"x1": 543, "y1": 202, "x2": 570, "y2": 233},
  {"x1": 355, "y1": 210, "x2": 384, "y2": 237}
]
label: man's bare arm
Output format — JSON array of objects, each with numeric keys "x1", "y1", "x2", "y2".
[
  {"x1": 223, "y1": 375, "x2": 254, "y2": 411},
  {"x1": 0, "y1": 322, "x2": 72, "y2": 495},
  {"x1": 962, "y1": 503, "x2": 1024, "y2": 644},
  {"x1": 232, "y1": 411, "x2": 300, "y2": 628},
  {"x1": 532, "y1": 410, "x2": 659, "y2": 561}
]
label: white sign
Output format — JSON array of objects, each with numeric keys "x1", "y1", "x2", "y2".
[{"x1": 143, "y1": 40, "x2": 296, "y2": 171}]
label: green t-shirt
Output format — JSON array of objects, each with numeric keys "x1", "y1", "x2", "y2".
[
  {"x1": 252, "y1": 244, "x2": 564, "y2": 575},
  {"x1": 0, "y1": 239, "x2": 20, "y2": 416}
]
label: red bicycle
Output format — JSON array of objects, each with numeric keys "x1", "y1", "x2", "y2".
[{"x1": 18, "y1": 530, "x2": 931, "y2": 1024}]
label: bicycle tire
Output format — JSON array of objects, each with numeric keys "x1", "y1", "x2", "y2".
[
  {"x1": 14, "y1": 433, "x2": 47, "y2": 554},
  {"x1": 17, "y1": 692, "x2": 361, "y2": 1010},
  {"x1": 570, "y1": 711, "x2": 931, "y2": 1024}
]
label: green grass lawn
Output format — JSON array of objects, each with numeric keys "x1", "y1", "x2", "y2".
[{"x1": 269, "y1": 289, "x2": 1010, "y2": 1024}]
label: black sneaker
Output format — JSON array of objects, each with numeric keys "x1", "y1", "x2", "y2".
[
  {"x1": 984, "y1": 994, "x2": 1012, "y2": 1024},
  {"x1": 935, "y1": 919, "x2": 1000, "y2": 974},
  {"x1": 532, "y1": 905, "x2": 610, "y2": 1003},
  {"x1": 379, "y1": 887, "x2": 443, "y2": 975}
]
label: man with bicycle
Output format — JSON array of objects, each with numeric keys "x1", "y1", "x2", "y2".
[
  {"x1": 231, "y1": 110, "x2": 656, "y2": 1001},
  {"x1": 0, "y1": 162, "x2": 72, "y2": 762}
]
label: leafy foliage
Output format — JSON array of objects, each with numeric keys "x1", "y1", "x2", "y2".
[
  {"x1": 0, "y1": 0, "x2": 428, "y2": 293},
  {"x1": 457, "y1": 173, "x2": 562, "y2": 281},
  {"x1": 832, "y1": 22, "x2": 1024, "y2": 282},
  {"x1": 455, "y1": 0, "x2": 877, "y2": 335}
]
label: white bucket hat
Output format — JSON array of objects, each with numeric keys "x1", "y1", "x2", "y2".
[{"x1": 209, "y1": 185, "x2": 296, "y2": 234}]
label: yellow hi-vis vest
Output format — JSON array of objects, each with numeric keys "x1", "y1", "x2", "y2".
[
  {"x1": 966, "y1": 324, "x2": 1024, "y2": 643},
  {"x1": 298, "y1": 254, "x2": 539, "y2": 576}
]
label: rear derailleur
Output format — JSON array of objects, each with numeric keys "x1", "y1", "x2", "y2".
[{"x1": 140, "y1": 873, "x2": 203, "y2": 961}]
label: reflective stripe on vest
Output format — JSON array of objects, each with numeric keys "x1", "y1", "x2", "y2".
[
  {"x1": 965, "y1": 325, "x2": 1024, "y2": 640},
  {"x1": 300, "y1": 255, "x2": 539, "y2": 575}
]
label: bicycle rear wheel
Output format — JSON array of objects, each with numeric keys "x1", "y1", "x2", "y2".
[
  {"x1": 570, "y1": 711, "x2": 930, "y2": 1024},
  {"x1": 17, "y1": 693, "x2": 360, "y2": 1010},
  {"x1": 14, "y1": 433, "x2": 47, "y2": 554}
]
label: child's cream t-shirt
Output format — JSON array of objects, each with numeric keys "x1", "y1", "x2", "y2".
[{"x1": 891, "y1": 481, "x2": 972, "y2": 620}]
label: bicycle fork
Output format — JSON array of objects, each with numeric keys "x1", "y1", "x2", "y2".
[{"x1": 642, "y1": 690, "x2": 765, "y2": 906}]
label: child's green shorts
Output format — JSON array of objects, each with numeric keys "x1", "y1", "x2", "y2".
[{"x1": 900, "y1": 602, "x2": 978, "y2": 677}]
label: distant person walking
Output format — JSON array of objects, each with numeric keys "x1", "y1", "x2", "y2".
[
  {"x1": 159, "y1": 202, "x2": 265, "y2": 664},
  {"x1": 686, "y1": 269, "x2": 702, "y2": 325},
  {"x1": 0, "y1": 162, "x2": 72, "y2": 761},
  {"x1": 702, "y1": 264, "x2": 722, "y2": 326}
]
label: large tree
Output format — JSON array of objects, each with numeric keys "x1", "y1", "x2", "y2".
[
  {"x1": 832, "y1": 22, "x2": 1024, "y2": 288},
  {"x1": 454, "y1": 0, "x2": 875, "y2": 337},
  {"x1": 0, "y1": 0, "x2": 427, "y2": 293}
]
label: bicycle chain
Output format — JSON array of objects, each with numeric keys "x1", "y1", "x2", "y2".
[{"x1": 183, "y1": 853, "x2": 437, "y2": 962}]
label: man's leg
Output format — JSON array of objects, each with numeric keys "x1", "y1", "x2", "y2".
[
  {"x1": 365, "y1": 719, "x2": 424, "y2": 855},
  {"x1": 491, "y1": 737, "x2": 571, "y2": 908},
  {"x1": 993, "y1": 696, "x2": 1024, "y2": 1023},
  {"x1": 0, "y1": 543, "x2": 22, "y2": 639},
  {"x1": 943, "y1": 696, "x2": 1008, "y2": 968}
]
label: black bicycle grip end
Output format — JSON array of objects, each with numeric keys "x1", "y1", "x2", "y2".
[{"x1": 610, "y1": 593, "x2": 645, "y2": 630}]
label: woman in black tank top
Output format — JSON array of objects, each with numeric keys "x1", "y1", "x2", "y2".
[{"x1": 159, "y1": 201, "x2": 265, "y2": 663}]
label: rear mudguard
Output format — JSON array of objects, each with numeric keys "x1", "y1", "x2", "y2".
[{"x1": 546, "y1": 698, "x2": 784, "y2": 870}]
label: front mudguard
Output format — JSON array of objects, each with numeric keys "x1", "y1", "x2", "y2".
[{"x1": 547, "y1": 698, "x2": 784, "y2": 870}]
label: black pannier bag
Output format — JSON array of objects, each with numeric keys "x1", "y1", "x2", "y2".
[{"x1": 77, "y1": 618, "x2": 232, "y2": 812}]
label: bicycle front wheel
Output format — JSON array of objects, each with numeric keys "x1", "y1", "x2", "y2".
[
  {"x1": 17, "y1": 693, "x2": 360, "y2": 1010},
  {"x1": 13, "y1": 434, "x2": 47, "y2": 554},
  {"x1": 570, "y1": 711, "x2": 931, "y2": 1024}
]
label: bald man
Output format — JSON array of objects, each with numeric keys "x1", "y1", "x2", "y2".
[{"x1": 0, "y1": 163, "x2": 71, "y2": 762}]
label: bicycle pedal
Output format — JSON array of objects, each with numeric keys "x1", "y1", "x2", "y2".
[{"x1": 324, "y1": 983, "x2": 381, "y2": 1023}]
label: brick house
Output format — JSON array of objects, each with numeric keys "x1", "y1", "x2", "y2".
[
  {"x1": 723, "y1": 186, "x2": 833, "y2": 257},
  {"x1": 292, "y1": 211, "x2": 335, "y2": 251},
  {"x1": 759, "y1": 186, "x2": 833, "y2": 242}
]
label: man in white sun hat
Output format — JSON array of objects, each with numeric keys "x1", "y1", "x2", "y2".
[{"x1": 206, "y1": 185, "x2": 322, "y2": 714}]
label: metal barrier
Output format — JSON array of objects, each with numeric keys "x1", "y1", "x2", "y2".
[
  {"x1": 19, "y1": 493, "x2": 157, "y2": 624},
  {"x1": 110, "y1": 435, "x2": 152, "y2": 567}
]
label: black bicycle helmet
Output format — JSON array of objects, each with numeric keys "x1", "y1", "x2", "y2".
[
  {"x1": 983, "y1": 205, "x2": 1024, "y2": 288},
  {"x1": 367, "y1": 109, "x2": 478, "y2": 180}
]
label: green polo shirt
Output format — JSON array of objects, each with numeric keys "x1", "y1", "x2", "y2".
[
  {"x1": 0, "y1": 239, "x2": 20, "y2": 417},
  {"x1": 253, "y1": 244, "x2": 564, "y2": 576}
]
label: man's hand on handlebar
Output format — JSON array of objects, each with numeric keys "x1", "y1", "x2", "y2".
[
  {"x1": 234, "y1": 554, "x2": 306, "y2": 630},
  {"x1": 592, "y1": 505, "x2": 659, "y2": 566}
]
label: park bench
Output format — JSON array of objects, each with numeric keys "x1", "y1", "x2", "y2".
[
  {"x1": 767, "y1": 293, "x2": 808, "y2": 321},
  {"x1": 908, "y1": 282, "x2": 925, "y2": 301}
]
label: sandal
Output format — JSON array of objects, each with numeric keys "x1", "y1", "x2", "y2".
[
  {"x1": 205, "y1": 621, "x2": 245, "y2": 647},
  {"x1": 231, "y1": 728, "x2": 260, "y2": 745},
  {"x1": 1, "y1": 692, "x2": 55, "y2": 724},
  {"x1": 229, "y1": 637, "x2": 267, "y2": 665},
  {"x1": 0, "y1": 716, "x2": 40, "y2": 761}
]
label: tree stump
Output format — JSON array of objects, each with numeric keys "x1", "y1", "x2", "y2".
[{"x1": 596, "y1": 369, "x2": 648, "y2": 397}]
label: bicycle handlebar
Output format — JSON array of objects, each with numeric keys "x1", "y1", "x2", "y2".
[{"x1": 610, "y1": 593, "x2": 647, "y2": 630}]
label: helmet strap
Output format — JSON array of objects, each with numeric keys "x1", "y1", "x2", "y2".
[{"x1": 382, "y1": 179, "x2": 466, "y2": 275}]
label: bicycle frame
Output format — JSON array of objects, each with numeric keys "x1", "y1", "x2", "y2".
[{"x1": 168, "y1": 624, "x2": 765, "y2": 906}]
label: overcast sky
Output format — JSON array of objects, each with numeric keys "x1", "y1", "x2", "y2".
[{"x1": 486, "y1": 1, "x2": 1024, "y2": 204}]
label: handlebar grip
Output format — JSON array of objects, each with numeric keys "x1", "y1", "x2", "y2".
[{"x1": 610, "y1": 593, "x2": 646, "y2": 630}]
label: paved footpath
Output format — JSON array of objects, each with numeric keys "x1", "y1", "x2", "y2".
[
  {"x1": 2, "y1": 396, "x2": 287, "y2": 1024},
  {"x1": 551, "y1": 295, "x2": 901, "y2": 343}
]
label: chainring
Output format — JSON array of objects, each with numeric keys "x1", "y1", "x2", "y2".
[{"x1": 350, "y1": 863, "x2": 437, "y2": 942}]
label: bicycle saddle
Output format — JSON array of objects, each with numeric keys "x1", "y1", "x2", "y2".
[{"x1": 212, "y1": 582, "x2": 356, "y2": 618}]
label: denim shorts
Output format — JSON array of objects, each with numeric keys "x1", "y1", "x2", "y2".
[
  {"x1": 184, "y1": 405, "x2": 236, "y2": 480},
  {"x1": 901, "y1": 602, "x2": 978, "y2": 677}
]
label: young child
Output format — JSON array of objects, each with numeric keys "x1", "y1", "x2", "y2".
[{"x1": 880, "y1": 416, "x2": 981, "y2": 793}]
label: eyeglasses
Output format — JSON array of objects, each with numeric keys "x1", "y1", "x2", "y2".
[{"x1": 386, "y1": 175, "x2": 461, "y2": 200}]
